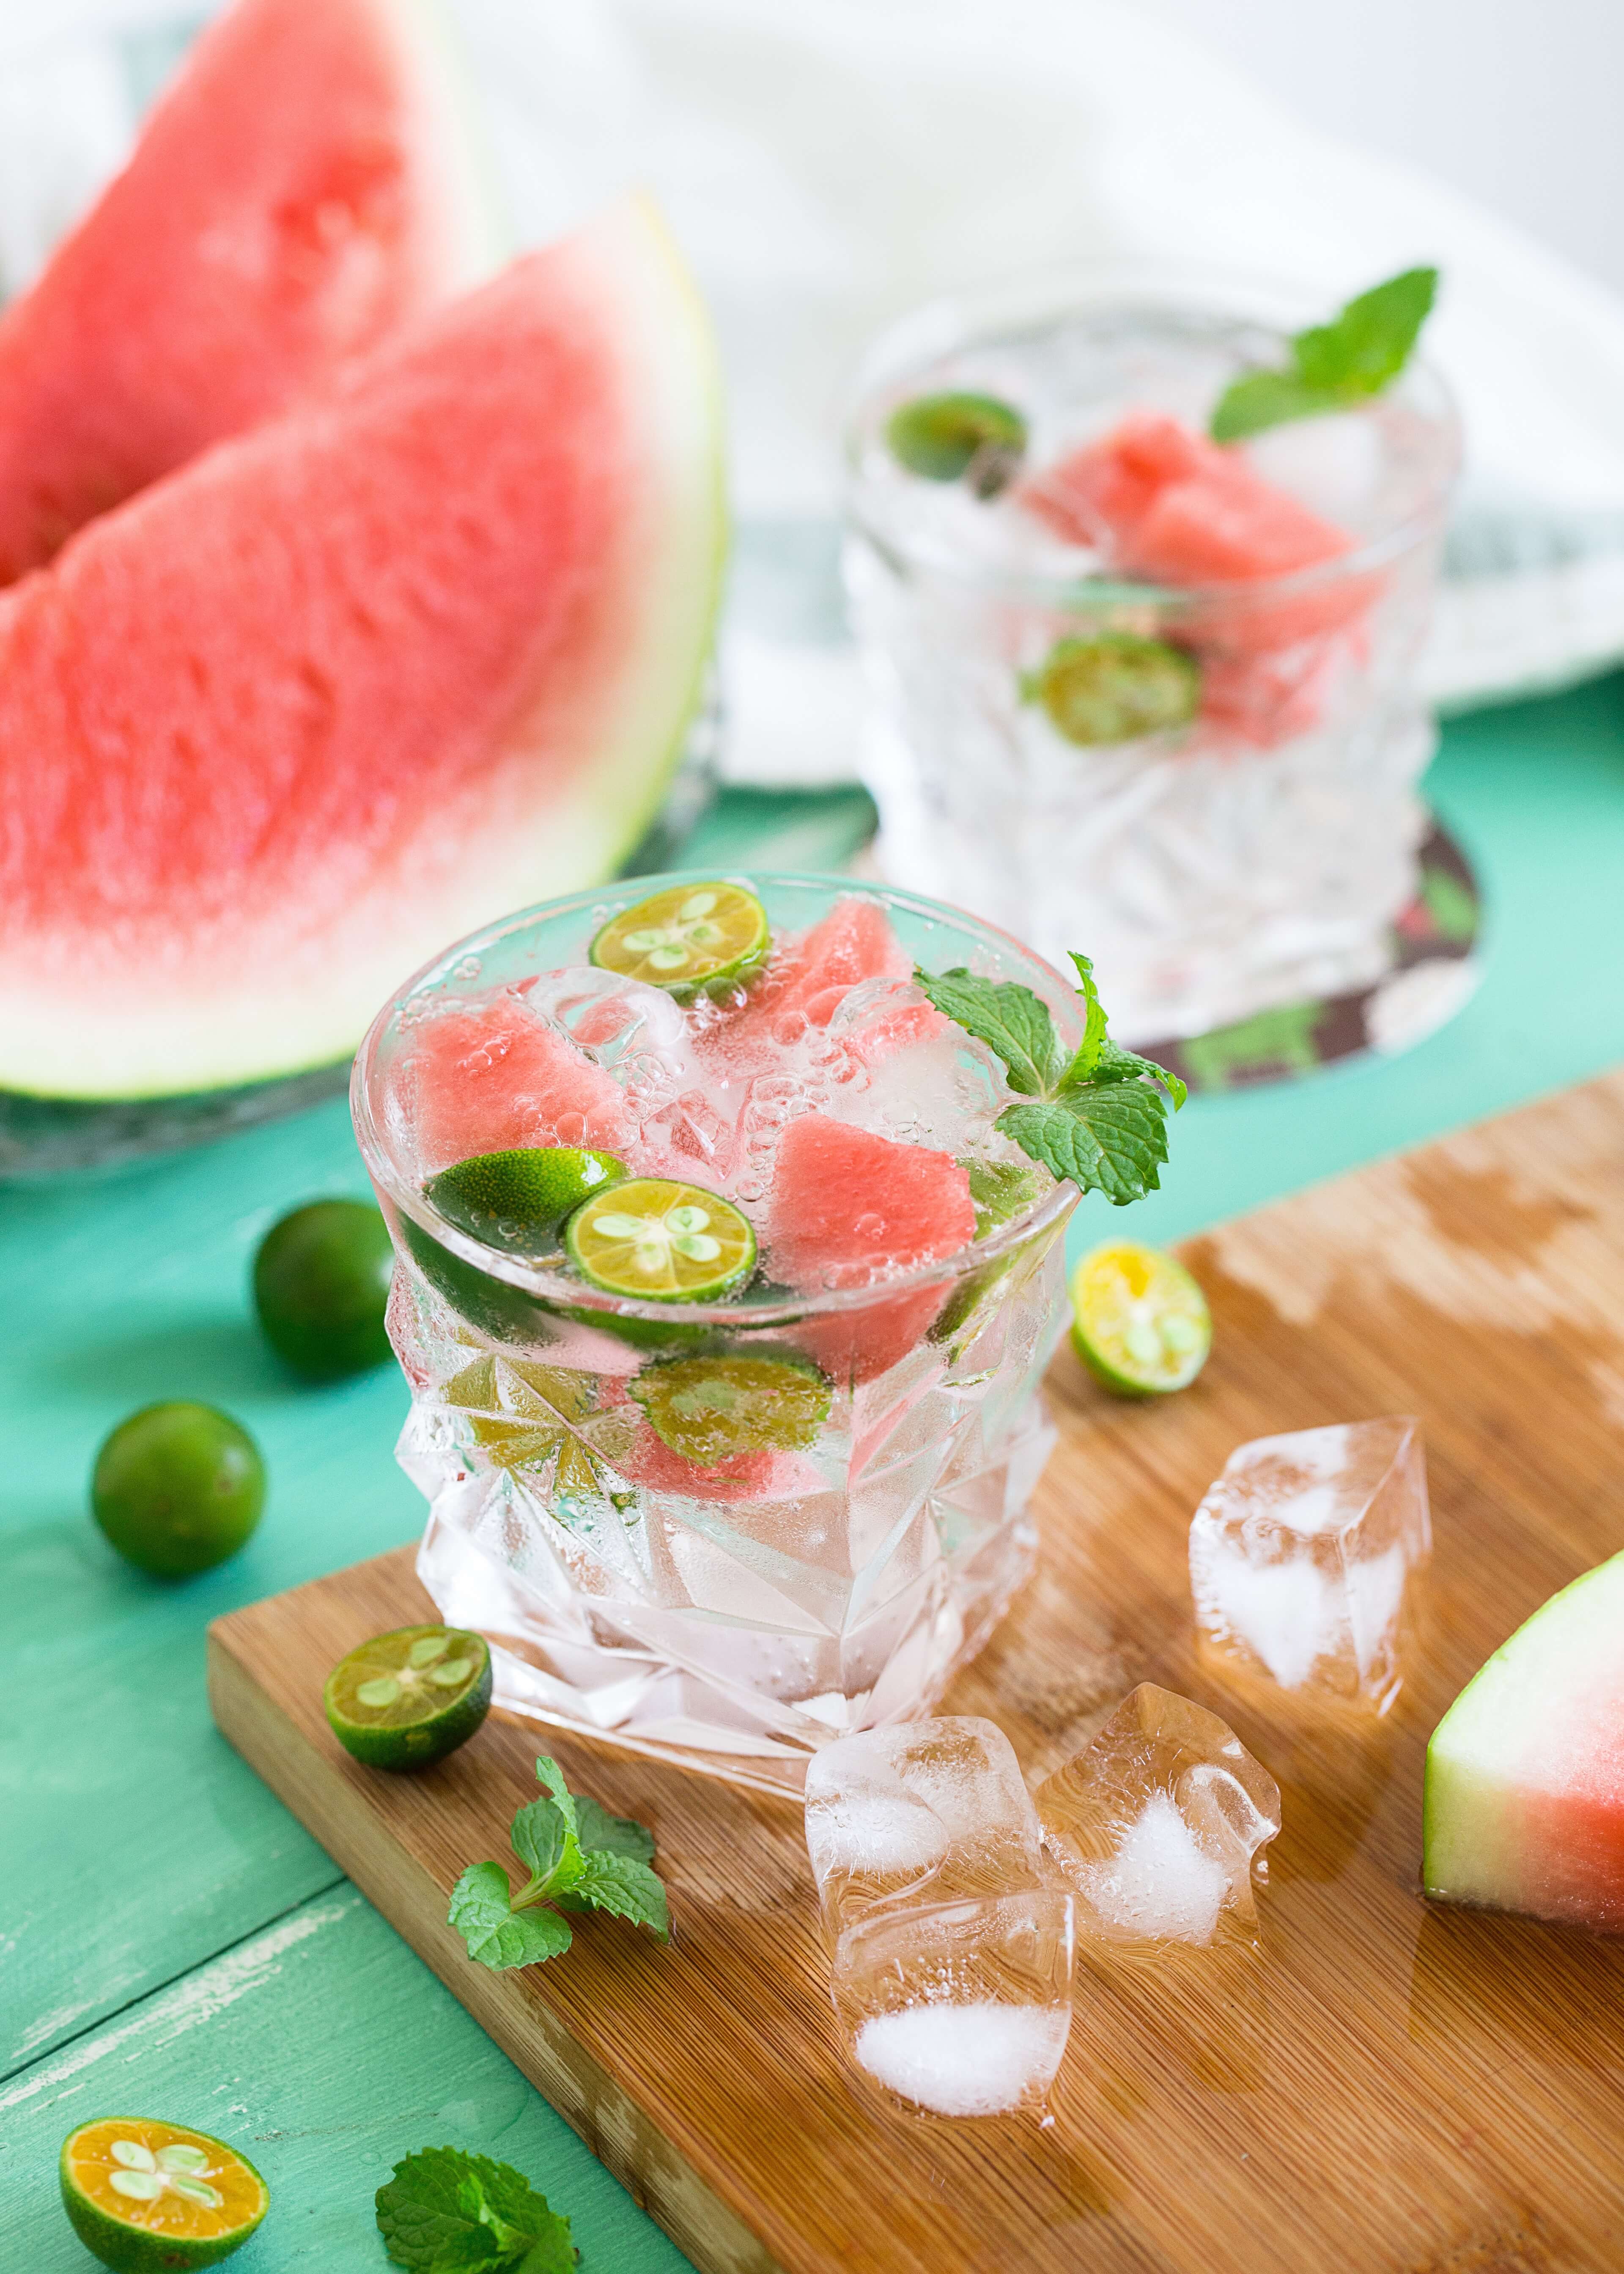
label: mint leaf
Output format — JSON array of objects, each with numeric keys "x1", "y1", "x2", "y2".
[
  {"x1": 998, "y1": 1085, "x2": 1173, "y2": 1205},
  {"x1": 570, "y1": 1793, "x2": 657, "y2": 1864},
  {"x1": 376, "y1": 2148, "x2": 574, "y2": 2274},
  {"x1": 1210, "y1": 265, "x2": 1438, "y2": 441},
  {"x1": 1209, "y1": 371, "x2": 1344, "y2": 443},
  {"x1": 509, "y1": 1796, "x2": 583, "y2": 1902},
  {"x1": 1064, "y1": 952, "x2": 1108, "y2": 1080},
  {"x1": 447, "y1": 1861, "x2": 573, "y2": 1971},
  {"x1": 562, "y1": 1851, "x2": 671, "y2": 1941},
  {"x1": 911, "y1": 965, "x2": 1061, "y2": 1095},
  {"x1": 1089, "y1": 1036, "x2": 1187, "y2": 1108}
]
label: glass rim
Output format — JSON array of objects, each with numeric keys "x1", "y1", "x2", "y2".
[
  {"x1": 351, "y1": 869, "x2": 1084, "y2": 1328},
  {"x1": 842, "y1": 255, "x2": 1462, "y2": 604}
]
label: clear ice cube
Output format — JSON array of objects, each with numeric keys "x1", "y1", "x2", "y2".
[
  {"x1": 1188, "y1": 1417, "x2": 1430, "y2": 1712},
  {"x1": 1035, "y1": 1684, "x2": 1281, "y2": 1950},
  {"x1": 804, "y1": 1716, "x2": 1074, "y2": 2116}
]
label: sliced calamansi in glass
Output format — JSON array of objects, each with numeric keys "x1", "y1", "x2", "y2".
[
  {"x1": 60, "y1": 2117, "x2": 268, "y2": 2271},
  {"x1": 323, "y1": 1623, "x2": 492, "y2": 1771},
  {"x1": 629, "y1": 1351, "x2": 831, "y2": 1462},
  {"x1": 1070, "y1": 1238, "x2": 1212, "y2": 1397},
  {"x1": 565, "y1": 1178, "x2": 757, "y2": 1304},
  {"x1": 589, "y1": 880, "x2": 769, "y2": 995}
]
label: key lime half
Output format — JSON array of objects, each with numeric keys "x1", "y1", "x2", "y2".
[
  {"x1": 565, "y1": 1178, "x2": 757, "y2": 1304},
  {"x1": 1070, "y1": 1239, "x2": 1211, "y2": 1397},
  {"x1": 324, "y1": 1624, "x2": 492, "y2": 1771},
  {"x1": 629, "y1": 1353, "x2": 831, "y2": 1462},
  {"x1": 1027, "y1": 633, "x2": 1200, "y2": 747},
  {"x1": 60, "y1": 2117, "x2": 268, "y2": 2271},
  {"x1": 426, "y1": 1145, "x2": 626, "y2": 1252},
  {"x1": 886, "y1": 390, "x2": 1028, "y2": 494},
  {"x1": 590, "y1": 881, "x2": 770, "y2": 995}
]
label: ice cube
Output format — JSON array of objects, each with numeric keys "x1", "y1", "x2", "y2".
[
  {"x1": 521, "y1": 966, "x2": 693, "y2": 1091},
  {"x1": 1036, "y1": 1684, "x2": 1281, "y2": 1949},
  {"x1": 818, "y1": 978, "x2": 1012, "y2": 1155},
  {"x1": 1188, "y1": 1417, "x2": 1430, "y2": 1712},
  {"x1": 804, "y1": 1717, "x2": 1074, "y2": 2115},
  {"x1": 1243, "y1": 412, "x2": 1383, "y2": 530}
]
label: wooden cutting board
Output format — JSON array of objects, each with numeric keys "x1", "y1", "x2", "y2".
[{"x1": 208, "y1": 1070, "x2": 1624, "y2": 2274}]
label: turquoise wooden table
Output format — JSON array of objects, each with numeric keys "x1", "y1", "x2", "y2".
[{"x1": 6, "y1": 675, "x2": 1624, "y2": 2269}]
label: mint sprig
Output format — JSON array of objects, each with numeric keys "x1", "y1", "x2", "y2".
[
  {"x1": 1210, "y1": 265, "x2": 1438, "y2": 442},
  {"x1": 376, "y1": 2145, "x2": 575, "y2": 2273},
  {"x1": 448, "y1": 1755, "x2": 669, "y2": 1970},
  {"x1": 916, "y1": 953, "x2": 1183, "y2": 1205}
]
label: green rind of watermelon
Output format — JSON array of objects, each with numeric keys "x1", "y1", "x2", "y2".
[
  {"x1": 1423, "y1": 1549, "x2": 1624, "y2": 1934},
  {"x1": 0, "y1": 0, "x2": 504, "y2": 585},
  {"x1": 0, "y1": 195, "x2": 727, "y2": 1102}
]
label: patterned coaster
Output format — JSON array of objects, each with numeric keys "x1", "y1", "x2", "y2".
[{"x1": 1138, "y1": 820, "x2": 1482, "y2": 1095}]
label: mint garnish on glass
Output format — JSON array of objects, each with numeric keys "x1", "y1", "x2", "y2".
[
  {"x1": 448, "y1": 1754, "x2": 669, "y2": 1970},
  {"x1": 376, "y1": 2145, "x2": 574, "y2": 2272},
  {"x1": 1210, "y1": 265, "x2": 1438, "y2": 443},
  {"x1": 915, "y1": 954, "x2": 1184, "y2": 1204}
]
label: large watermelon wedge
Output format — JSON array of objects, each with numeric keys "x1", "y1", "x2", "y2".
[
  {"x1": 1424, "y1": 1551, "x2": 1624, "y2": 1933},
  {"x1": 0, "y1": 0, "x2": 499, "y2": 583},
  {"x1": 0, "y1": 197, "x2": 724, "y2": 1101}
]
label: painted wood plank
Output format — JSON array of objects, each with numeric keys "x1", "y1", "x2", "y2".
[
  {"x1": 209, "y1": 1070, "x2": 1624, "y2": 2274},
  {"x1": 0, "y1": 1887, "x2": 697, "y2": 2271}
]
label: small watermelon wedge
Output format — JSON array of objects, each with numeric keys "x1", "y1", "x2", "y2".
[
  {"x1": 0, "y1": 197, "x2": 724, "y2": 1101},
  {"x1": 401, "y1": 1002, "x2": 636, "y2": 1175},
  {"x1": 0, "y1": 0, "x2": 499, "y2": 582},
  {"x1": 1424, "y1": 1551, "x2": 1624, "y2": 1934},
  {"x1": 767, "y1": 1115, "x2": 977, "y2": 1382}
]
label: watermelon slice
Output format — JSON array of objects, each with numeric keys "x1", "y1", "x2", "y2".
[
  {"x1": 1424, "y1": 1552, "x2": 1624, "y2": 1934},
  {"x1": 766, "y1": 1115, "x2": 976, "y2": 1382},
  {"x1": 0, "y1": 197, "x2": 724, "y2": 1101},
  {"x1": 0, "y1": 0, "x2": 499, "y2": 583},
  {"x1": 400, "y1": 1001, "x2": 636, "y2": 1175}
]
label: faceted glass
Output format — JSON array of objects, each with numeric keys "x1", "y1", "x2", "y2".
[
  {"x1": 1036, "y1": 1683, "x2": 1281, "y2": 1949},
  {"x1": 352, "y1": 879, "x2": 1082, "y2": 1795},
  {"x1": 844, "y1": 266, "x2": 1460, "y2": 1045},
  {"x1": 1188, "y1": 1416, "x2": 1431, "y2": 1712},
  {"x1": 804, "y1": 1717, "x2": 1074, "y2": 2116}
]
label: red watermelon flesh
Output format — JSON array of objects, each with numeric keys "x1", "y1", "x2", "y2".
[
  {"x1": 397, "y1": 999, "x2": 635, "y2": 1176},
  {"x1": 1022, "y1": 413, "x2": 1375, "y2": 700},
  {"x1": 1424, "y1": 1550, "x2": 1624, "y2": 1933},
  {"x1": 700, "y1": 895, "x2": 914, "y2": 1085},
  {"x1": 765, "y1": 1115, "x2": 976, "y2": 1381},
  {"x1": 0, "y1": 198, "x2": 724, "y2": 1101},
  {"x1": 0, "y1": 0, "x2": 497, "y2": 584}
]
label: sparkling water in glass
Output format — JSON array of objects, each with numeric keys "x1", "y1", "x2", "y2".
[
  {"x1": 352, "y1": 875, "x2": 1083, "y2": 1795},
  {"x1": 844, "y1": 266, "x2": 1461, "y2": 1045}
]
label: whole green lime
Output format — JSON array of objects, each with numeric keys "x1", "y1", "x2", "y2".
[
  {"x1": 252, "y1": 1198, "x2": 394, "y2": 1380},
  {"x1": 91, "y1": 1404, "x2": 266, "y2": 1579}
]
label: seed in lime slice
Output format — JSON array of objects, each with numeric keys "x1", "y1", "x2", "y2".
[
  {"x1": 885, "y1": 390, "x2": 1028, "y2": 496},
  {"x1": 1070, "y1": 1239, "x2": 1211, "y2": 1397},
  {"x1": 426, "y1": 1146, "x2": 626, "y2": 1253},
  {"x1": 1027, "y1": 633, "x2": 1200, "y2": 747},
  {"x1": 252, "y1": 1197, "x2": 395, "y2": 1380},
  {"x1": 60, "y1": 2117, "x2": 268, "y2": 2270},
  {"x1": 91, "y1": 1404, "x2": 265, "y2": 1579},
  {"x1": 324, "y1": 1623, "x2": 492, "y2": 1771},
  {"x1": 565, "y1": 1178, "x2": 757, "y2": 1304},
  {"x1": 590, "y1": 881, "x2": 770, "y2": 996},
  {"x1": 629, "y1": 1352, "x2": 831, "y2": 1462}
]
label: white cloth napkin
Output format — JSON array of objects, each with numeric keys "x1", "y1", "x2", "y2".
[{"x1": 8, "y1": 0, "x2": 1624, "y2": 783}]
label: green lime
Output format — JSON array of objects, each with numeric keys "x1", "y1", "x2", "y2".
[
  {"x1": 426, "y1": 1146, "x2": 626, "y2": 1253},
  {"x1": 91, "y1": 1404, "x2": 265, "y2": 1578},
  {"x1": 252, "y1": 1198, "x2": 394, "y2": 1380},
  {"x1": 629, "y1": 1352, "x2": 831, "y2": 1462},
  {"x1": 1026, "y1": 633, "x2": 1201, "y2": 747},
  {"x1": 590, "y1": 881, "x2": 770, "y2": 996},
  {"x1": 885, "y1": 390, "x2": 1028, "y2": 495},
  {"x1": 565, "y1": 1178, "x2": 757, "y2": 1304},
  {"x1": 60, "y1": 2116, "x2": 268, "y2": 2271},
  {"x1": 1070, "y1": 1238, "x2": 1212, "y2": 1397},
  {"x1": 324, "y1": 1624, "x2": 492, "y2": 1770}
]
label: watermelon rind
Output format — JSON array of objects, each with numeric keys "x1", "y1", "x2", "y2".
[
  {"x1": 1422, "y1": 1548, "x2": 1624, "y2": 1917},
  {"x1": 0, "y1": 198, "x2": 727, "y2": 1107}
]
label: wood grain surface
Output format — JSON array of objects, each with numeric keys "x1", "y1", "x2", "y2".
[{"x1": 209, "y1": 1070, "x2": 1624, "y2": 2274}]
